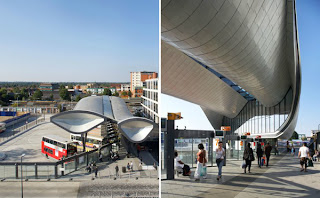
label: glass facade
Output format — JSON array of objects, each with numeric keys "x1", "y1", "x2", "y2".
[{"x1": 222, "y1": 88, "x2": 293, "y2": 136}]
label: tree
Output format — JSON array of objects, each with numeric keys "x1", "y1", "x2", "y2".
[
  {"x1": 59, "y1": 87, "x2": 71, "y2": 101},
  {"x1": 121, "y1": 91, "x2": 128, "y2": 96},
  {"x1": 112, "y1": 91, "x2": 119, "y2": 97},
  {"x1": 32, "y1": 89, "x2": 43, "y2": 100},
  {"x1": 49, "y1": 94, "x2": 54, "y2": 101},
  {"x1": 128, "y1": 90, "x2": 132, "y2": 97},
  {"x1": 75, "y1": 95, "x2": 82, "y2": 102},
  {"x1": 103, "y1": 88, "x2": 112, "y2": 96},
  {"x1": 290, "y1": 131, "x2": 299, "y2": 140},
  {"x1": 20, "y1": 88, "x2": 29, "y2": 100}
]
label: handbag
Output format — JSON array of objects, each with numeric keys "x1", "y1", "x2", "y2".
[
  {"x1": 308, "y1": 159, "x2": 314, "y2": 167},
  {"x1": 200, "y1": 165, "x2": 207, "y2": 176},
  {"x1": 241, "y1": 160, "x2": 246, "y2": 169}
]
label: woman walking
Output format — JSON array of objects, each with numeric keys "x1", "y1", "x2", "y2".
[
  {"x1": 216, "y1": 141, "x2": 225, "y2": 180},
  {"x1": 256, "y1": 143, "x2": 263, "y2": 168},
  {"x1": 194, "y1": 143, "x2": 207, "y2": 181},
  {"x1": 243, "y1": 143, "x2": 254, "y2": 173}
]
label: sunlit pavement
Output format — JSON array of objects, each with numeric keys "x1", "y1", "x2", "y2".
[{"x1": 162, "y1": 153, "x2": 320, "y2": 198}]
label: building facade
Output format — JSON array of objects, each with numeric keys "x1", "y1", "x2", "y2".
[
  {"x1": 130, "y1": 71, "x2": 158, "y2": 98},
  {"x1": 141, "y1": 78, "x2": 159, "y2": 123},
  {"x1": 39, "y1": 83, "x2": 59, "y2": 92},
  {"x1": 86, "y1": 88, "x2": 104, "y2": 95}
]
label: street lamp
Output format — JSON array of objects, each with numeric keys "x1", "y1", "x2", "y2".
[{"x1": 20, "y1": 153, "x2": 25, "y2": 198}]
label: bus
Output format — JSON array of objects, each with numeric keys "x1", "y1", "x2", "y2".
[
  {"x1": 41, "y1": 135, "x2": 77, "y2": 160},
  {"x1": 0, "y1": 122, "x2": 6, "y2": 133},
  {"x1": 70, "y1": 134, "x2": 109, "y2": 151}
]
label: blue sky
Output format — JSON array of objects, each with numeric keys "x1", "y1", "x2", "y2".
[
  {"x1": 161, "y1": 0, "x2": 320, "y2": 137},
  {"x1": 0, "y1": 0, "x2": 159, "y2": 82}
]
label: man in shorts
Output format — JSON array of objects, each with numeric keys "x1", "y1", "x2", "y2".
[{"x1": 298, "y1": 142, "x2": 310, "y2": 172}]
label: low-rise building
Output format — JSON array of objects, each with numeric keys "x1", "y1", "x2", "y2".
[
  {"x1": 39, "y1": 83, "x2": 59, "y2": 92},
  {"x1": 86, "y1": 88, "x2": 104, "y2": 95}
]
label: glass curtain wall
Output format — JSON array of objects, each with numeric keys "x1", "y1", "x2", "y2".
[{"x1": 223, "y1": 88, "x2": 293, "y2": 136}]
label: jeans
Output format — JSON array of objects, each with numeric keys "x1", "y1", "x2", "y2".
[{"x1": 217, "y1": 159, "x2": 224, "y2": 176}]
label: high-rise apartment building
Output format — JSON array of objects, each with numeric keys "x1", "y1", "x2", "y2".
[
  {"x1": 130, "y1": 71, "x2": 158, "y2": 98},
  {"x1": 141, "y1": 78, "x2": 158, "y2": 123}
]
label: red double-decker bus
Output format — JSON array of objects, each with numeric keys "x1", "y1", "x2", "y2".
[{"x1": 41, "y1": 135, "x2": 77, "y2": 160}]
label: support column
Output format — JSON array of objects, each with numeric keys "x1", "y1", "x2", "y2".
[
  {"x1": 54, "y1": 165, "x2": 58, "y2": 179},
  {"x1": 223, "y1": 138, "x2": 227, "y2": 166},
  {"x1": 209, "y1": 137, "x2": 213, "y2": 167},
  {"x1": 165, "y1": 120, "x2": 175, "y2": 180},
  {"x1": 15, "y1": 164, "x2": 18, "y2": 179},
  {"x1": 35, "y1": 164, "x2": 38, "y2": 179}
]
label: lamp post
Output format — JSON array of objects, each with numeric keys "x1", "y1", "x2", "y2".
[{"x1": 20, "y1": 153, "x2": 25, "y2": 198}]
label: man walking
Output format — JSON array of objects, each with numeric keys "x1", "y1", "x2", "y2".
[
  {"x1": 298, "y1": 142, "x2": 310, "y2": 172},
  {"x1": 264, "y1": 143, "x2": 272, "y2": 167}
]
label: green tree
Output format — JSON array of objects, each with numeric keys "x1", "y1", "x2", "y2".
[
  {"x1": 32, "y1": 89, "x2": 43, "y2": 100},
  {"x1": 121, "y1": 91, "x2": 128, "y2": 96},
  {"x1": 128, "y1": 90, "x2": 132, "y2": 97},
  {"x1": 75, "y1": 95, "x2": 82, "y2": 102},
  {"x1": 20, "y1": 88, "x2": 29, "y2": 100},
  {"x1": 112, "y1": 91, "x2": 119, "y2": 97},
  {"x1": 13, "y1": 87, "x2": 20, "y2": 94},
  {"x1": 59, "y1": 87, "x2": 71, "y2": 101},
  {"x1": 290, "y1": 131, "x2": 299, "y2": 140},
  {"x1": 49, "y1": 93, "x2": 54, "y2": 101},
  {"x1": 103, "y1": 88, "x2": 112, "y2": 96}
]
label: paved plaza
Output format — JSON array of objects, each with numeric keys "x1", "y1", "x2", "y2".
[
  {"x1": 162, "y1": 153, "x2": 320, "y2": 198},
  {"x1": 0, "y1": 115, "x2": 69, "y2": 162}
]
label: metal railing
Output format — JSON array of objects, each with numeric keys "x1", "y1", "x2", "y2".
[{"x1": 14, "y1": 117, "x2": 45, "y2": 133}]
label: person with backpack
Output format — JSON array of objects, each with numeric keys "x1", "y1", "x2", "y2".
[{"x1": 243, "y1": 143, "x2": 254, "y2": 173}]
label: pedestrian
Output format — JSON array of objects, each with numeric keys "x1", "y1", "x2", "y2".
[
  {"x1": 256, "y1": 143, "x2": 263, "y2": 168},
  {"x1": 216, "y1": 141, "x2": 225, "y2": 180},
  {"x1": 174, "y1": 150, "x2": 191, "y2": 176},
  {"x1": 115, "y1": 164, "x2": 119, "y2": 177},
  {"x1": 194, "y1": 143, "x2": 207, "y2": 181},
  {"x1": 94, "y1": 165, "x2": 98, "y2": 178},
  {"x1": 127, "y1": 163, "x2": 131, "y2": 171},
  {"x1": 291, "y1": 145, "x2": 295, "y2": 156},
  {"x1": 274, "y1": 145, "x2": 278, "y2": 155},
  {"x1": 313, "y1": 150, "x2": 319, "y2": 162},
  {"x1": 264, "y1": 142, "x2": 272, "y2": 167},
  {"x1": 243, "y1": 143, "x2": 254, "y2": 173},
  {"x1": 130, "y1": 161, "x2": 133, "y2": 171},
  {"x1": 298, "y1": 142, "x2": 310, "y2": 172},
  {"x1": 153, "y1": 162, "x2": 157, "y2": 171}
]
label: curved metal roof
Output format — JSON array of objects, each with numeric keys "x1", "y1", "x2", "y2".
[
  {"x1": 162, "y1": 0, "x2": 301, "y2": 139},
  {"x1": 162, "y1": 0, "x2": 291, "y2": 107},
  {"x1": 51, "y1": 96, "x2": 156, "y2": 143}
]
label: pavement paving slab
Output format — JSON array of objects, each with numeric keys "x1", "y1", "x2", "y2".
[{"x1": 162, "y1": 153, "x2": 320, "y2": 198}]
